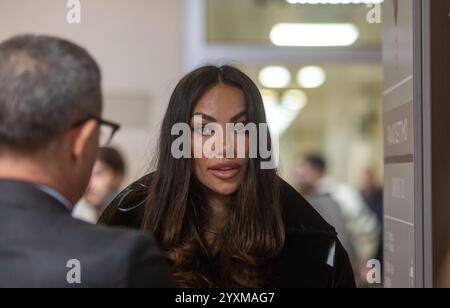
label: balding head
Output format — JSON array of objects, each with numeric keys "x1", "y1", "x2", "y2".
[
  {"x1": 0, "y1": 34, "x2": 104, "y2": 205},
  {"x1": 0, "y1": 34, "x2": 102, "y2": 154}
]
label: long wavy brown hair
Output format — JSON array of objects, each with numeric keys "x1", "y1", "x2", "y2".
[{"x1": 141, "y1": 65, "x2": 285, "y2": 288}]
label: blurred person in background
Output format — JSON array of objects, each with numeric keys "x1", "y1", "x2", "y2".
[
  {"x1": 0, "y1": 34, "x2": 173, "y2": 288},
  {"x1": 360, "y1": 167, "x2": 383, "y2": 268},
  {"x1": 297, "y1": 179, "x2": 357, "y2": 275},
  {"x1": 73, "y1": 147, "x2": 126, "y2": 223},
  {"x1": 294, "y1": 154, "x2": 380, "y2": 285}
]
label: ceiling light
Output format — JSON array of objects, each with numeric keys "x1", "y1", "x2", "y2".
[
  {"x1": 261, "y1": 89, "x2": 306, "y2": 136},
  {"x1": 270, "y1": 23, "x2": 360, "y2": 47},
  {"x1": 297, "y1": 66, "x2": 327, "y2": 88},
  {"x1": 259, "y1": 66, "x2": 292, "y2": 89}
]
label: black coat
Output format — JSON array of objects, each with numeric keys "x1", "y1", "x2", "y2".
[
  {"x1": 0, "y1": 180, "x2": 174, "y2": 288},
  {"x1": 99, "y1": 175, "x2": 356, "y2": 288}
]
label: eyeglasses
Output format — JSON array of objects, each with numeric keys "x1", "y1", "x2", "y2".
[{"x1": 72, "y1": 116, "x2": 121, "y2": 147}]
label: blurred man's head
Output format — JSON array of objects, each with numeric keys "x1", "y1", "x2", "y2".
[
  {"x1": 85, "y1": 147, "x2": 125, "y2": 209},
  {"x1": 361, "y1": 168, "x2": 380, "y2": 193},
  {"x1": 295, "y1": 154, "x2": 327, "y2": 195},
  {"x1": 0, "y1": 34, "x2": 103, "y2": 205}
]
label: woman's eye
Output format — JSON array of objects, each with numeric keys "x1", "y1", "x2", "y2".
[
  {"x1": 193, "y1": 126, "x2": 203, "y2": 135},
  {"x1": 193, "y1": 126, "x2": 213, "y2": 136}
]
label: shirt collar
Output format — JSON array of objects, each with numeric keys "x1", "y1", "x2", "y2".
[{"x1": 35, "y1": 185, "x2": 73, "y2": 212}]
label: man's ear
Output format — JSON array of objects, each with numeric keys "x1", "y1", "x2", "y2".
[{"x1": 72, "y1": 119, "x2": 99, "y2": 164}]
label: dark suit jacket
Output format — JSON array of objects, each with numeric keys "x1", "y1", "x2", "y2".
[
  {"x1": 0, "y1": 180, "x2": 174, "y2": 288},
  {"x1": 100, "y1": 174, "x2": 356, "y2": 288}
]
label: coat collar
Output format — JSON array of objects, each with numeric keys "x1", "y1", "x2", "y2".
[{"x1": 0, "y1": 180, "x2": 71, "y2": 215}]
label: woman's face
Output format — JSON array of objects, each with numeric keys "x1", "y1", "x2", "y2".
[{"x1": 191, "y1": 84, "x2": 249, "y2": 197}]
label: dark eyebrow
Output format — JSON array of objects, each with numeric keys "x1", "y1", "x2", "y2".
[
  {"x1": 192, "y1": 113, "x2": 216, "y2": 122},
  {"x1": 191, "y1": 110, "x2": 247, "y2": 123},
  {"x1": 230, "y1": 111, "x2": 247, "y2": 122}
]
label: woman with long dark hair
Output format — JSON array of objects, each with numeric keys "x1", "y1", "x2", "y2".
[{"x1": 100, "y1": 65, "x2": 355, "y2": 288}]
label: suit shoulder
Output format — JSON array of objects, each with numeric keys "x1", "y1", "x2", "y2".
[
  {"x1": 70, "y1": 215, "x2": 154, "y2": 249},
  {"x1": 70, "y1": 218, "x2": 175, "y2": 288}
]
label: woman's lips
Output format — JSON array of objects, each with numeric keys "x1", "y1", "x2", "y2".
[{"x1": 208, "y1": 163, "x2": 241, "y2": 180}]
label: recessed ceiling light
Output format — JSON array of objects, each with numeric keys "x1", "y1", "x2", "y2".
[
  {"x1": 261, "y1": 89, "x2": 305, "y2": 135},
  {"x1": 297, "y1": 66, "x2": 327, "y2": 88},
  {"x1": 259, "y1": 66, "x2": 292, "y2": 89},
  {"x1": 270, "y1": 23, "x2": 360, "y2": 47}
]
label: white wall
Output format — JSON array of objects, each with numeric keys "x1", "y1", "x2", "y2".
[{"x1": 0, "y1": 0, "x2": 184, "y2": 185}]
